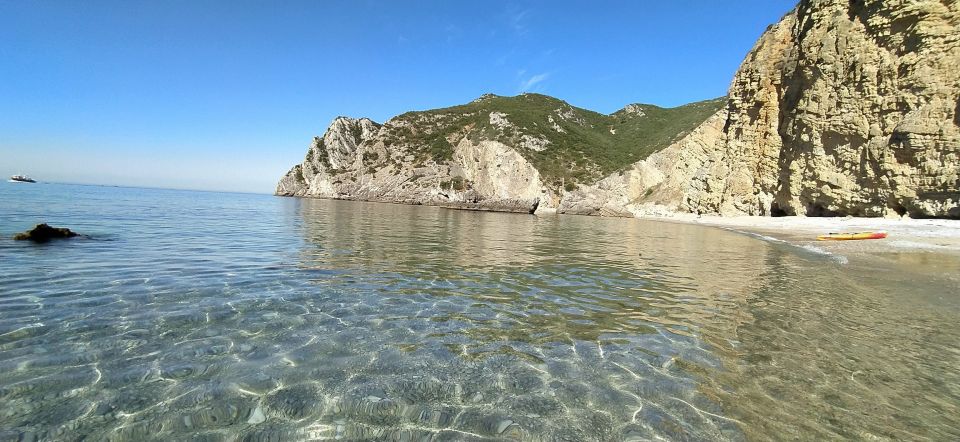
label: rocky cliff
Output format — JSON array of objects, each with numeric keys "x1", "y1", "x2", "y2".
[
  {"x1": 276, "y1": 94, "x2": 724, "y2": 213},
  {"x1": 564, "y1": 0, "x2": 960, "y2": 218},
  {"x1": 279, "y1": 0, "x2": 959, "y2": 219}
]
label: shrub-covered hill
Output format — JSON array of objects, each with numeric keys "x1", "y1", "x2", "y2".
[
  {"x1": 277, "y1": 93, "x2": 728, "y2": 214},
  {"x1": 379, "y1": 93, "x2": 726, "y2": 189}
]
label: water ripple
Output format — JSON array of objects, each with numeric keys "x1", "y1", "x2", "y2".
[{"x1": 1, "y1": 184, "x2": 958, "y2": 440}]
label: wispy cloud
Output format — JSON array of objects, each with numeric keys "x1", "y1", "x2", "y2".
[
  {"x1": 518, "y1": 72, "x2": 549, "y2": 93},
  {"x1": 506, "y1": 6, "x2": 530, "y2": 36}
]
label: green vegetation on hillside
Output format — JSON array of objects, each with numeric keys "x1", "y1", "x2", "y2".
[
  {"x1": 378, "y1": 93, "x2": 726, "y2": 188},
  {"x1": 310, "y1": 137, "x2": 332, "y2": 169}
]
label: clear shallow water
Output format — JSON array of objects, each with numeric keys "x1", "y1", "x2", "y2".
[{"x1": 0, "y1": 182, "x2": 958, "y2": 441}]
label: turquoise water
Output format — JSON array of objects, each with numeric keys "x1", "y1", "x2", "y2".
[{"x1": 1, "y1": 182, "x2": 958, "y2": 441}]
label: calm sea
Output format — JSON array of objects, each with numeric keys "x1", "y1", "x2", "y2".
[{"x1": 0, "y1": 182, "x2": 957, "y2": 441}]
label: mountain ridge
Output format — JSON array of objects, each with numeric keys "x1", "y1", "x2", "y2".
[{"x1": 276, "y1": 93, "x2": 725, "y2": 213}]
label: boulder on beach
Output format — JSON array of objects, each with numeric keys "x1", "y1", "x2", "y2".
[{"x1": 14, "y1": 224, "x2": 79, "y2": 243}]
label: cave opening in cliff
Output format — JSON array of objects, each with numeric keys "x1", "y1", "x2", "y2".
[
  {"x1": 890, "y1": 202, "x2": 907, "y2": 217},
  {"x1": 770, "y1": 202, "x2": 791, "y2": 217},
  {"x1": 805, "y1": 202, "x2": 847, "y2": 217}
]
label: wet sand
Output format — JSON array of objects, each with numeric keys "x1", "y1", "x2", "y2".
[
  {"x1": 640, "y1": 214, "x2": 960, "y2": 284},
  {"x1": 639, "y1": 214, "x2": 958, "y2": 253}
]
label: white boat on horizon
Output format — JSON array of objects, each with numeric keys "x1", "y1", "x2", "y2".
[{"x1": 9, "y1": 175, "x2": 37, "y2": 183}]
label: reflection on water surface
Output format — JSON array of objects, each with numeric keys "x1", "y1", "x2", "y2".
[{"x1": 0, "y1": 184, "x2": 957, "y2": 440}]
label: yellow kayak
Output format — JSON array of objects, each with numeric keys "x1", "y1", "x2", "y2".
[{"x1": 816, "y1": 231, "x2": 888, "y2": 241}]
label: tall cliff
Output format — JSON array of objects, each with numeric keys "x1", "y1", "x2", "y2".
[
  {"x1": 696, "y1": 0, "x2": 960, "y2": 217},
  {"x1": 279, "y1": 0, "x2": 959, "y2": 218},
  {"x1": 276, "y1": 94, "x2": 724, "y2": 213},
  {"x1": 565, "y1": 0, "x2": 959, "y2": 218}
]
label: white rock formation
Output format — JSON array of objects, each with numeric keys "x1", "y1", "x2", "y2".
[
  {"x1": 279, "y1": 0, "x2": 959, "y2": 219},
  {"x1": 277, "y1": 116, "x2": 553, "y2": 213},
  {"x1": 564, "y1": 0, "x2": 959, "y2": 219}
]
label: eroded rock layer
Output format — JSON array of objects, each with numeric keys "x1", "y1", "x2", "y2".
[
  {"x1": 568, "y1": 0, "x2": 959, "y2": 218},
  {"x1": 277, "y1": 95, "x2": 723, "y2": 214},
  {"x1": 720, "y1": 0, "x2": 958, "y2": 217},
  {"x1": 276, "y1": 116, "x2": 551, "y2": 214},
  {"x1": 279, "y1": 0, "x2": 959, "y2": 218}
]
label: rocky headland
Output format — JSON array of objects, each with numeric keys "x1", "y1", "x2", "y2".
[
  {"x1": 278, "y1": 0, "x2": 959, "y2": 220},
  {"x1": 277, "y1": 94, "x2": 724, "y2": 214}
]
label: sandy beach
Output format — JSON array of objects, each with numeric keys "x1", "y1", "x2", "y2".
[
  {"x1": 689, "y1": 215, "x2": 960, "y2": 252},
  {"x1": 639, "y1": 213, "x2": 960, "y2": 281}
]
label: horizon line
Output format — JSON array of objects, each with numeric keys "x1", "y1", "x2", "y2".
[{"x1": 5, "y1": 180, "x2": 274, "y2": 196}]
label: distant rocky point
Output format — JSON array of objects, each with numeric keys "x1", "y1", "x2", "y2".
[{"x1": 278, "y1": 0, "x2": 959, "y2": 219}]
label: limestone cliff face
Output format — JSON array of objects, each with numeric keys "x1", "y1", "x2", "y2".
[
  {"x1": 559, "y1": 110, "x2": 733, "y2": 216},
  {"x1": 567, "y1": 0, "x2": 959, "y2": 218},
  {"x1": 277, "y1": 94, "x2": 721, "y2": 213},
  {"x1": 276, "y1": 115, "x2": 553, "y2": 213},
  {"x1": 279, "y1": 0, "x2": 959, "y2": 218},
  {"x1": 724, "y1": 0, "x2": 959, "y2": 218}
]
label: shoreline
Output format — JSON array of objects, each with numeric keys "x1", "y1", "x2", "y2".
[
  {"x1": 637, "y1": 213, "x2": 960, "y2": 283},
  {"x1": 283, "y1": 193, "x2": 960, "y2": 260},
  {"x1": 650, "y1": 214, "x2": 960, "y2": 254}
]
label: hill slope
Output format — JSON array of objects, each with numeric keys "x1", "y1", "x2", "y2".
[
  {"x1": 278, "y1": 0, "x2": 959, "y2": 219},
  {"x1": 276, "y1": 94, "x2": 724, "y2": 212}
]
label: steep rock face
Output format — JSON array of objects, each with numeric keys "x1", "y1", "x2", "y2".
[
  {"x1": 277, "y1": 94, "x2": 721, "y2": 213},
  {"x1": 728, "y1": 0, "x2": 960, "y2": 218},
  {"x1": 276, "y1": 115, "x2": 552, "y2": 213},
  {"x1": 277, "y1": 117, "x2": 382, "y2": 198},
  {"x1": 278, "y1": 1, "x2": 959, "y2": 219},
  {"x1": 573, "y1": 0, "x2": 959, "y2": 218},
  {"x1": 559, "y1": 109, "x2": 732, "y2": 216},
  {"x1": 451, "y1": 138, "x2": 553, "y2": 211}
]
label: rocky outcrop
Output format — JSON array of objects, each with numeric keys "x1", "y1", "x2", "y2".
[
  {"x1": 14, "y1": 224, "x2": 79, "y2": 243},
  {"x1": 277, "y1": 115, "x2": 552, "y2": 213},
  {"x1": 559, "y1": 110, "x2": 732, "y2": 216},
  {"x1": 569, "y1": 0, "x2": 959, "y2": 218},
  {"x1": 279, "y1": 0, "x2": 959, "y2": 219},
  {"x1": 715, "y1": 0, "x2": 959, "y2": 218},
  {"x1": 277, "y1": 94, "x2": 722, "y2": 214}
]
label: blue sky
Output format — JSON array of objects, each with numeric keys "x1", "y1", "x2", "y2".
[{"x1": 0, "y1": 0, "x2": 795, "y2": 193}]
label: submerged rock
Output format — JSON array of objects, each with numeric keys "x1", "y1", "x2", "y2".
[{"x1": 13, "y1": 224, "x2": 79, "y2": 243}]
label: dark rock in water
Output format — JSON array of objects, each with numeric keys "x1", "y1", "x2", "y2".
[{"x1": 13, "y1": 224, "x2": 79, "y2": 243}]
